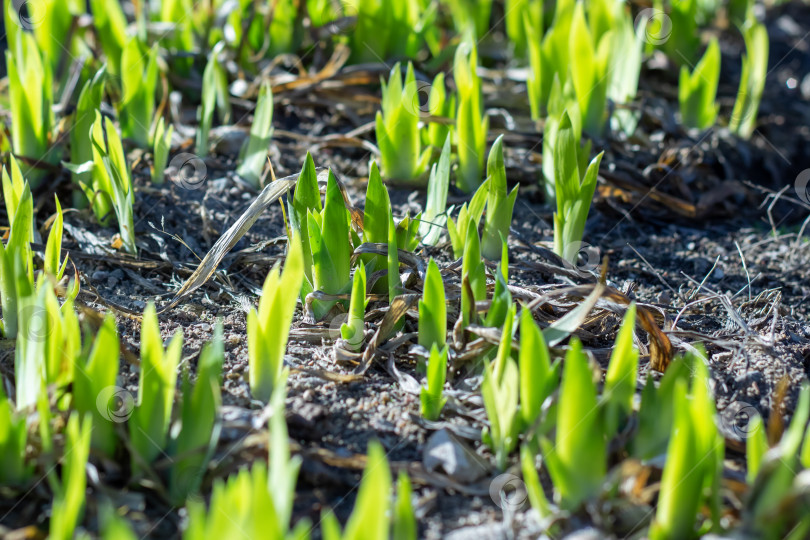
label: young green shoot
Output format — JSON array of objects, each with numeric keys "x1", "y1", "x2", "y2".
[
  {"x1": 481, "y1": 135, "x2": 518, "y2": 261},
  {"x1": 340, "y1": 264, "x2": 367, "y2": 351},
  {"x1": 5, "y1": 30, "x2": 54, "y2": 186},
  {"x1": 569, "y1": 2, "x2": 612, "y2": 136},
  {"x1": 553, "y1": 112, "x2": 604, "y2": 265},
  {"x1": 418, "y1": 258, "x2": 446, "y2": 352},
  {"x1": 540, "y1": 339, "x2": 606, "y2": 510},
  {"x1": 120, "y1": 37, "x2": 159, "y2": 147},
  {"x1": 321, "y1": 440, "x2": 392, "y2": 540},
  {"x1": 425, "y1": 75, "x2": 454, "y2": 154},
  {"x1": 376, "y1": 62, "x2": 430, "y2": 181},
  {"x1": 71, "y1": 66, "x2": 107, "y2": 208},
  {"x1": 460, "y1": 218, "x2": 487, "y2": 329},
  {"x1": 49, "y1": 413, "x2": 92, "y2": 540},
  {"x1": 419, "y1": 136, "x2": 451, "y2": 247},
  {"x1": 454, "y1": 39, "x2": 488, "y2": 193},
  {"x1": 304, "y1": 171, "x2": 352, "y2": 321},
  {"x1": 169, "y1": 324, "x2": 224, "y2": 504},
  {"x1": 89, "y1": 111, "x2": 137, "y2": 254},
  {"x1": 518, "y1": 308, "x2": 559, "y2": 434},
  {"x1": 650, "y1": 350, "x2": 723, "y2": 539},
  {"x1": 152, "y1": 117, "x2": 173, "y2": 184},
  {"x1": 248, "y1": 237, "x2": 304, "y2": 402},
  {"x1": 130, "y1": 303, "x2": 182, "y2": 471},
  {"x1": 72, "y1": 314, "x2": 120, "y2": 457},
  {"x1": 730, "y1": 21, "x2": 769, "y2": 139},
  {"x1": 601, "y1": 304, "x2": 639, "y2": 439},
  {"x1": 196, "y1": 42, "x2": 229, "y2": 158},
  {"x1": 679, "y1": 38, "x2": 721, "y2": 130},
  {"x1": 237, "y1": 81, "x2": 274, "y2": 187},
  {"x1": 481, "y1": 305, "x2": 519, "y2": 470},
  {"x1": 0, "y1": 383, "x2": 33, "y2": 486},
  {"x1": 446, "y1": 178, "x2": 489, "y2": 259},
  {"x1": 420, "y1": 344, "x2": 448, "y2": 422}
]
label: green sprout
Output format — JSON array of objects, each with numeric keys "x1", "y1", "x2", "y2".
[
  {"x1": 49, "y1": 412, "x2": 92, "y2": 540},
  {"x1": 601, "y1": 304, "x2": 639, "y2": 439},
  {"x1": 540, "y1": 339, "x2": 606, "y2": 510},
  {"x1": 321, "y1": 440, "x2": 393, "y2": 540},
  {"x1": 419, "y1": 136, "x2": 451, "y2": 247},
  {"x1": 482, "y1": 244, "x2": 512, "y2": 328},
  {"x1": 454, "y1": 39, "x2": 489, "y2": 193},
  {"x1": 305, "y1": 171, "x2": 353, "y2": 320},
  {"x1": 119, "y1": 37, "x2": 159, "y2": 148},
  {"x1": 196, "y1": 42, "x2": 229, "y2": 158},
  {"x1": 349, "y1": 0, "x2": 423, "y2": 63},
  {"x1": 5, "y1": 30, "x2": 55, "y2": 186},
  {"x1": 679, "y1": 38, "x2": 721, "y2": 130},
  {"x1": 72, "y1": 314, "x2": 120, "y2": 457},
  {"x1": 286, "y1": 159, "x2": 353, "y2": 320},
  {"x1": 420, "y1": 344, "x2": 448, "y2": 422},
  {"x1": 387, "y1": 201, "x2": 404, "y2": 305},
  {"x1": 506, "y1": 0, "x2": 542, "y2": 58},
  {"x1": 169, "y1": 324, "x2": 224, "y2": 505},
  {"x1": 527, "y1": 1, "x2": 575, "y2": 121},
  {"x1": 152, "y1": 117, "x2": 173, "y2": 184},
  {"x1": 89, "y1": 111, "x2": 137, "y2": 254},
  {"x1": 70, "y1": 66, "x2": 107, "y2": 209},
  {"x1": 552, "y1": 112, "x2": 604, "y2": 264},
  {"x1": 481, "y1": 135, "x2": 518, "y2": 261},
  {"x1": 607, "y1": 11, "x2": 644, "y2": 135},
  {"x1": 541, "y1": 77, "x2": 586, "y2": 201},
  {"x1": 393, "y1": 471, "x2": 417, "y2": 540},
  {"x1": 0, "y1": 175, "x2": 34, "y2": 339},
  {"x1": 482, "y1": 305, "x2": 520, "y2": 470},
  {"x1": 518, "y1": 308, "x2": 559, "y2": 434},
  {"x1": 746, "y1": 386, "x2": 810, "y2": 538},
  {"x1": 649, "y1": 350, "x2": 723, "y2": 539},
  {"x1": 443, "y1": 0, "x2": 492, "y2": 37},
  {"x1": 730, "y1": 21, "x2": 769, "y2": 139},
  {"x1": 38, "y1": 284, "x2": 79, "y2": 392},
  {"x1": 447, "y1": 178, "x2": 489, "y2": 259},
  {"x1": 664, "y1": 0, "x2": 700, "y2": 67},
  {"x1": 340, "y1": 264, "x2": 367, "y2": 351},
  {"x1": 183, "y1": 378, "x2": 309, "y2": 539},
  {"x1": 0, "y1": 383, "x2": 33, "y2": 486},
  {"x1": 130, "y1": 303, "x2": 182, "y2": 472},
  {"x1": 3, "y1": 156, "x2": 36, "y2": 243},
  {"x1": 88, "y1": 0, "x2": 127, "y2": 75},
  {"x1": 424, "y1": 75, "x2": 454, "y2": 154},
  {"x1": 418, "y1": 258, "x2": 447, "y2": 352},
  {"x1": 460, "y1": 218, "x2": 487, "y2": 329},
  {"x1": 376, "y1": 62, "x2": 431, "y2": 182},
  {"x1": 237, "y1": 81, "x2": 274, "y2": 188},
  {"x1": 248, "y1": 237, "x2": 304, "y2": 402},
  {"x1": 569, "y1": 2, "x2": 611, "y2": 137}
]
